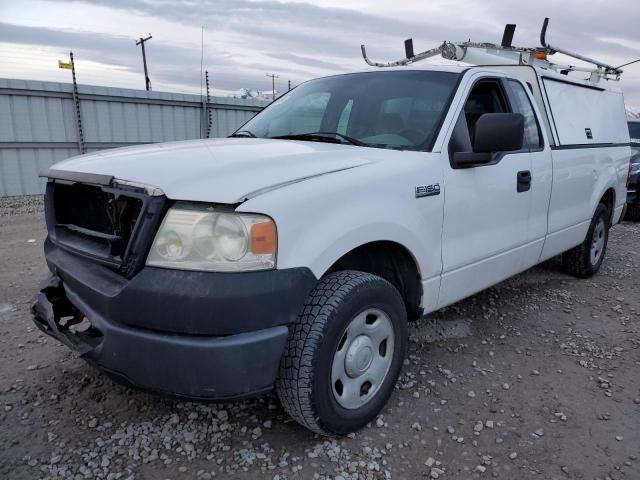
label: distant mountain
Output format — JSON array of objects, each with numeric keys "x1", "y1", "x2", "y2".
[
  {"x1": 229, "y1": 88, "x2": 275, "y2": 101},
  {"x1": 627, "y1": 106, "x2": 640, "y2": 120}
]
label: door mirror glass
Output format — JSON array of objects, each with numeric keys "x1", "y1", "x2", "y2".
[
  {"x1": 449, "y1": 77, "x2": 526, "y2": 169},
  {"x1": 473, "y1": 113, "x2": 524, "y2": 153},
  {"x1": 453, "y1": 113, "x2": 524, "y2": 167}
]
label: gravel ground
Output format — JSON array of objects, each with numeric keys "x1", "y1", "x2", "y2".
[
  {"x1": 0, "y1": 195, "x2": 44, "y2": 217},
  {"x1": 1, "y1": 195, "x2": 639, "y2": 480}
]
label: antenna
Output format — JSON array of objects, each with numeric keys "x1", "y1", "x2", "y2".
[
  {"x1": 200, "y1": 26, "x2": 204, "y2": 137},
  {"x1": 200, "y1": 26, "x2": 204, "y2": 99}
]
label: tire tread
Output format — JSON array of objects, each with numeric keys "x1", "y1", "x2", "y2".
[
  {"x1": 561, "y1": 203, "x2": 609, "y2": 278},
  {"x1": 276, "y1": 270, "x2": 400, "y2": 435}
]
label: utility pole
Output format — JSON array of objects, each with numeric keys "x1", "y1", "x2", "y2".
[
  {"x1": 266, "y1": 73, "x2": 279, "y2": 100},
  {"x1": 288, "y1": 80, "x2": 292, "y2": 91},
  {"x1": 136, "y1": 34, "x2": 152, "y2": 91}
]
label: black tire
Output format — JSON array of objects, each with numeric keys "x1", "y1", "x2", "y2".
[
  {"x1": 561, "y1": 203, "x2": 610, "y2": 278},
  {"x1": 625, "y1": 204, "x2": 640, "y2": 222},
  {"x1": 276, "y1": 270, "x2": 408, "y2": 436}
]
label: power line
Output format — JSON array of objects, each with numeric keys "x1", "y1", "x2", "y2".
[
  {"x1": 617, "y1": 58, "x2": 640, "y2": 69},
  {"x1": 135, "y1": 34, "x2": 152, "y2": 91}
]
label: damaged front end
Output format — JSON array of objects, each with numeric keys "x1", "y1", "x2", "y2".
[
  {"x1": 31, "y1": 170, "x2": 317, "y2": 400},
  {"x1": 32, "y1": 273, "x2": 103, "y2": 356}
]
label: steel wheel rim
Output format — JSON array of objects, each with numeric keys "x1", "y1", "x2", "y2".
[
  {"x1": 590, "y1": 218, "x2": 606, "y2": 265},
  {"x1": 330, "y1": 308, "x2": 395, "y2": 410}
]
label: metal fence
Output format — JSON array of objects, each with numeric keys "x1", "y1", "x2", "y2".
[{"x1": 0, "y1": 78, "x2": 268, "y2": 196}]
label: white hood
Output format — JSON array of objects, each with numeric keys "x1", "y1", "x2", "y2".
[{"x1": 49, "y1": 138, "x2": 378, "y2": 203}]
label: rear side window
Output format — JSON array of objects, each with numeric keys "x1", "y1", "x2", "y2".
[{"x1": 507, "y1": 80, "x2": 542, "y2": 149}]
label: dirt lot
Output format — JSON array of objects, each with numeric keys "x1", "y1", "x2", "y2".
[{"x1": 1, "y1": 196, "x2": 639, "y2": 480}]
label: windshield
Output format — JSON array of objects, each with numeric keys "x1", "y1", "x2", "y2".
[
  {"x1": 629, "y1": 122, "x2": 640, "y2": 145},
  {"x1": 238, "y1": 71, "x2": 460, "y2": 151}
]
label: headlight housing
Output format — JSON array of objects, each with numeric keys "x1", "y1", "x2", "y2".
[{"x1": 146, "y1": 203, "x2": 276, "y2": 272}]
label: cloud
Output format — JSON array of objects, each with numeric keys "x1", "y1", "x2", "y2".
[{"x1": 1, "y1": 0, "x2": 639, "y2": 105}]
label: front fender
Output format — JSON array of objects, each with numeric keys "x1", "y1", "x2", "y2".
[
  {"x1": 237, "y1": 153, "x2": 445, "y2": 292},
  {"x1": 290, "y1": 221, "x2": 429, "y2": 279}
]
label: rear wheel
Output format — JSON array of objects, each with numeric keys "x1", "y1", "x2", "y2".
[
  {"x1": 276, "y1": 271, "x2": 408, "y2": 436},
  {"x1": 562, "y1": 203, "x2": 609, "y2": 278}
]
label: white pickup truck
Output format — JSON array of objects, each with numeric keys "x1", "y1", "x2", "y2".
[{"x1": 33, "y1": 55, "x2": 631, "y2": 435}]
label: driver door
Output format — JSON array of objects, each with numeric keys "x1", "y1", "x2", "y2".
[{"x1": 437, "y1": 77, "x2": 534, "y2": 308}]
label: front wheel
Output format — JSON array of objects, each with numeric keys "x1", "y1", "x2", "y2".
[
  {"x1": 276, "y1": 271, "x2": 408, "y2": 436},
  {"x1": 562, "y1": 203, "x2": 610, "y2": 278}
]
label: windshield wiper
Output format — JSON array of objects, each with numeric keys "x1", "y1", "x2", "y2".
[
  {"x1": 270, "y1": 132, "x2": 368, "y2": 147},
  {"x1": 230, "y1": 130, "x2": 256, "y2": 138}
]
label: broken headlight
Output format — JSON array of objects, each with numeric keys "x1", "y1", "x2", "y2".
[{"x1": 146, "y1": 203, "x2": 276, "y2": 272}]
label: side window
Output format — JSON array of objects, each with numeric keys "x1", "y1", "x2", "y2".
[
  {"x1": 507, "y1": 80, "x2": 542, "y2": 149},
  {"x1": 463, "y1": 81, "x2": 509, "y2": 144}
]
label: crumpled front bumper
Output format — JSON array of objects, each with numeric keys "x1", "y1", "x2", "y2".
[
  {"x1": 31, "y1": 273, "x2": 290, "y2": 400},
  {"x1": 32, "y1": 241, "x2": 317, "y2": 400}
]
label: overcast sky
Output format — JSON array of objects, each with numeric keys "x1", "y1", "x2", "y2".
[{"x1": 0, "y1": 0, "x2": 638, "y2": 106}]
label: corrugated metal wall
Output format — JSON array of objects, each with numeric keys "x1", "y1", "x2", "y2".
[{"x1": 0, "y1": 78, "x2": 268, "y2": 196}]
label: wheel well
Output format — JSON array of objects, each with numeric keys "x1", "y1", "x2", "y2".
[
  {"x1": 600, "y1": 188, "x2": 616, "y2": 225},
  {"x1": 326, "y1": 241, "x2": 423, "y2": 320}
]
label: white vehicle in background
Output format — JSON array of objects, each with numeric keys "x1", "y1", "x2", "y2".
[{"x1": 33, "y1": 19, "x2": 632, "y2": 435}]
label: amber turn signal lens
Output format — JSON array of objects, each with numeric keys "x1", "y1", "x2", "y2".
[
  {"x1": 251, "y1": 221, "x2": 277, "y2": 254},
  {"x1": 534, "y1": 52, "x2": 548, "y2": 60}
]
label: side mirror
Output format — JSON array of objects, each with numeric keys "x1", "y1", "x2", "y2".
[{"x1": 454, "y1": 113, "x2": 524, "y2": 167}]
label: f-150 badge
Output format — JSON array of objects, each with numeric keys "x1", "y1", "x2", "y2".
[{"x1": 415, "y1": 184, "x2": 441, "y2": 198}]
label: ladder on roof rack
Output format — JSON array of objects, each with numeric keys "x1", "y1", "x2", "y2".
[{"x1": 360, "y1": 18, "x2": 625, "y2": 83}]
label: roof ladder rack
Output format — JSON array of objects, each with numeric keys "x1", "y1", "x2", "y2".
[
  {"x1": 360, "y1": 18, "x2": 625, "y2": 83},
  {"x1": 539, "y1": 18, "x2": 622, "y2": 80}
]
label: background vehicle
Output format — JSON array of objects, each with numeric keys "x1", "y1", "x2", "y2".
[
  {"x1": 32, "y1": 20, "x2": 631, "y2": 436},
  {"x1": 626, "y1": 120, "x2": 640, "y2": 221}
]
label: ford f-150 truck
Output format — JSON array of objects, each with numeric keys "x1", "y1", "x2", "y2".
[{"x1": 32, "y1": 33, "x2": 632, "y2": 435}]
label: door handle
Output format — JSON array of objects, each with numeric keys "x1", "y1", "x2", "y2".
[{"x1": 517, "y1": 170, "x2": 531, "y2": 192}]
